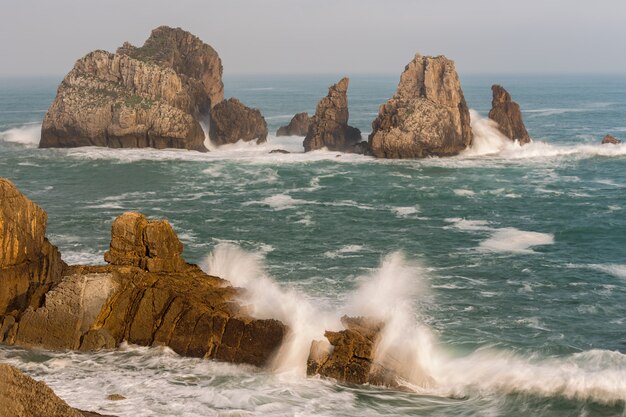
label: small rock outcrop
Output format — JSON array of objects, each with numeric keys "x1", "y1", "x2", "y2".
[
  {"x1": 40, "y1": 26, "x2": 224, "y2": 152},
  {"x1": 276, "y1": 112, "x2": 312, "y2": 136},
  {"x1": 368, "y1": 54, "x2": 473, "y2": 158},
  {"x1": 307, "y1": 316, "x2": 395, "y2": 386},
  {"x1": 488, "y1": 85, "x2": 531, "y2": 144},
  {"x1": 303, "y1": 78, "x2": 362, "y2": 152},
  {"x1": 209, "y1": 98, "x2": 268, "y2": 145},
  {"x1": 0, "y1": 179, "x2": 285, "y2": 367},
  {"x1": 602, "y1": 134, "x2": 622, "y2": 144},
  {"x1": 0, "y1": 364, "x2": 113, "y2": 417}
]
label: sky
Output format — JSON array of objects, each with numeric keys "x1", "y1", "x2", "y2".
[{"x1": 2, "y1": 0, "x2": 626, "y2": 77}]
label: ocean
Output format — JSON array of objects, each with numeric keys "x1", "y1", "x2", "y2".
[{"x1": 0, "y1": 73, "x2": 625, "y2": 416}]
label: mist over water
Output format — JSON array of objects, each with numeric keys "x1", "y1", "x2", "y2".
[{"x1": 1, "y1": 74, "x2": 626, "y2": 416}]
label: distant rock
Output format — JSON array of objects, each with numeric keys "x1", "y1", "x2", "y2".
[
  {"x1": 269, "y1": 149, "x2": 290, "y2": 154},
  {"x1": 303, "y1": 78, "x2": 362, "y2": 152},
  {"x1": 0, "y1": 179, "x2": 285, "y2": 367},
  {"x1": 40, "y1": 26, "x2": 224, "y2": 152},
  {"x1": 209, "y1": 98, "x2": 269, "y2": 145},
  {"x1": 368, "y1": 53, "x2": 473, "y2": 158},
  {"x1": 276, "y1": 112, "x2": 312, "y2": 136},
  {"x1": 601, "y1": 134, "x2": 622, "y2": 144},
  {"x1": 488, "y1": 85, "x2": 531, "y2": 144},
  {"x1": 0, "y1": 364, "x2": 114, "y2": 417}
]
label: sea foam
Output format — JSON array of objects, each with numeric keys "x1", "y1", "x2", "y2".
[{"x1": 0, "y1": 123, "x2": 41, "y2": 146}]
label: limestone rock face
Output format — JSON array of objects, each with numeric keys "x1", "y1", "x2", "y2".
[
  {"x1": 0, "y1": 178, "x2": 66, "y2": 316},
  {"x1": 488, "y1": 85, "x2": 530, "y2": 144},
  {"x1": 303, "y1": 78, "x2": 362, "y2": 152},
  {"x1": 368, "y1": 54, "x2": 473, "y2": 158},
  {"x1": 0, "y1": 180, "x2": 285, "y2": 368},
  {"x1": 0, "y1": 364, "x2": 108, "y2": 417},
  {"x1": 117, "y1": 26, "x2": 224, "y2": 108},
  {"x1": 209, "y1": 98, "x2": 268, "y2": 145},
  {"x1": 602, "y1": 134, "x2": 622, "y2": 144},
  {"x1": 103, "y1": 212, "x2": 184, "y2": 273},
  {"x1": 307, "y1": 316, "x2": 391, "y2": 385},
  {"x1": 39, "y1": 26, "x2": 225, "y2": 152},
  {"x1": 276, "y1": 112, "x2": 312, "y2": 136}
]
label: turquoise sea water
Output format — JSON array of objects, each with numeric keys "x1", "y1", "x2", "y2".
[{"x1": 0, "y1": 74, "x2": 625, "y2": 416}]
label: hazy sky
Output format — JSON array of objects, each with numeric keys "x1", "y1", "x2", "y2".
[{"x1": 2, "y1": 0, "x2": 626, "y2": 77}]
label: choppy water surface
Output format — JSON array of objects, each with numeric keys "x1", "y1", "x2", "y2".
[{"x1": 0, "y1": 74, "x2": 625, "y2": 416}]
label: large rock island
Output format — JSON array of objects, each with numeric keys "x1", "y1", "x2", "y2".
[
  {"x1": 39, "y1": 26, "x2": 268, "y2": 151},
  {"x1": 369, "y1": 54, "x2": 473, "y2": 158}
]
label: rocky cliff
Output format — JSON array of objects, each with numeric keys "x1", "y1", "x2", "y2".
[
  {"x1": 303, "y1": 78, "x2": 363, "y2": 152},
  {"x1": 209, "y1": 98, "x2": 268, "y2": 145},
  {"x1": 0, "y1": 179, "x2": 284, "y2": 367},
  {"x1": 488, "y1": 85, "x2": 531, "y2": 144},
  {"x1": 369, "y1": 54, "x2": 473, "y2": 158},
  {"x1": 40, "y1": 26, "x2": 225, "y2": 152},
  {"x1": 276, "y1": 112, "x2": 312, "y2": 136},
  {"x1": 0, "y1": 364, "x2": 113, "y2": 417}
]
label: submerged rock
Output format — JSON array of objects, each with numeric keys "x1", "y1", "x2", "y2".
[
  {"x1": 303, "y1": 78, "x2": 362, "y2": 152},
  {"x1": 602, "y1": 134, "x2": 621, "y2": 144},
  {"x1": 276, "y1": 112, "x2": 313, "y2": 136},
  {"x1": 40, "y1": 26, "x2": 224, "y2": 152},
  {"x1": 0, "y1": 179, "x2": 285, "y2": 367},
  {"x1": 269, "y1": 149, "x2": 290, "y2": 154},
  {"x1": 0, "y1": 364, "x2": 114, "y2": 417},
  {"x1": 488, "y1": 85, "x2": 531, "y2": 144},
  {"x1": 368, "y1": 53, "x2": 473, "y2": 158},
  {"x1": 209, "y1": 98, "x2": 268, "y2": 145}
]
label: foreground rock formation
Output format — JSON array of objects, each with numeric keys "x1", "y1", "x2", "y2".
[
  {"x1": 209, "y1": 98, "x2": 268, "y2": 145},
  {"x1": 0, "y1": 178, "x2": 284, "y2": 366},
  {"x1": 488, "y1": 85, "x2": 531, "y2": 144},
  {"x1": 40, "y1": 26, "x2": 223, "y2": 152},
  {"x1": 369, "y1": 54, "x2": 473, "y2": 158},
  {"x1": 303, "y1": 78, "x2": 363, "y2": 152},
  {"x1": 602, "y1": 134, "x2": 622, "y2": 144},
  {"x1": 276, "y1": 112, "x2": 312, "y2": 136},
  {"x1": 0, "y1": 364, "x2": 113, "y2": 417}
]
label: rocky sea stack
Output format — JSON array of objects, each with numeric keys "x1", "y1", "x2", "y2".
[
  {"x1": 209, "y1": 98, "x2": 268, "y2": 145},
  {"x1": 602, "y1": 134, "x2": 622, "y2": 144},
  {"x1": 369, "y1": 53, "x2": 473, "y2": 158},
  {"x1": 488, "y1": 85, "x2": 531, "y2": 144},
  {"x1": 39, "y1": 26, "x2": 223, "y2": 152},
  {"x1": 276, "y1": 112, "x2": 313, "y2": 137},
  {"x1": 303, "y1": 78, "x2": 363, "y2": 152}
]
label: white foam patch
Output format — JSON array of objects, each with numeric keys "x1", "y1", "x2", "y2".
[
  {"x1": 261, "y1": 194, "x2": 307, "y2": 210},
  {"x1": 589, "y1": 264, "x2": 626, "y2": 280},
  {"x1": 391, "y1": 206, "x2": 420, "y2": 217},
  {"x1": 479, "y1": 228, "x2": 554, "y2": 253},
  {"x1": 445, "y1": 218, "x2": 491, "y2": 231},
  {"x1": 324, "y1": 245, "x2": 367, "y2": 259},
  {"x1": 453, "y1": 189, "x2": 475, "y2": 196},
  {"x1": 0, "y1": 124, "x2": 41, "y2": 146}
]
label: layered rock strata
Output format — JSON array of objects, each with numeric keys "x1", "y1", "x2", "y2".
[
  {"x1": 0, "y1": 364, "x2": 114, "y2": 417},
  {"x1": 369, "y1": 54, "x2": 473, "y2": 158},
  {"x1": 303, "y1": 78, "x2": 363, "y2": 152},
  {"x1": 488, "y1": 85, "x2": 531, "y2": 144},
  {"x1": 40, "y1": 26, "x2": 224, "y2": 152},
  {"x1": 0, "y1": 179, "x2": 284, "y2": 367},
  {"x1": 209, "y1": 98, "x2": 268, "y2": 145},
  {"x1": 276, "y1": 112, "x2": 312, "y2": 136}
]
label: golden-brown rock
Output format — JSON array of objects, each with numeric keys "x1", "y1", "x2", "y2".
[
  {"x1": 488, "y1": 85, "x2": 531, "y2": 144},
  {"x1": 276, "y1": 112, "x2": 312, "y2": 137},
  {"x1": 209, "y1": 98, "x2": 269, "y2": 145},
  {"x1": 39, "y1": 26, "x2": 225, "y2": 152},
  {"x1": 601, "y1": 134, "x2": 622, "y2": 144},
  {"x1": 369, "y1": 54, "x2": 473, "y2": 158},
  {"x1": 303, "y1": 78, "x2": 362, "y2": 152},
  {"x1": 0, "y1": 363, "x2": 111, "y2": 417}
]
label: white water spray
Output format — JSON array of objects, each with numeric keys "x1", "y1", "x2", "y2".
[{"x1": 205, "y1": 244, "x2": 626, "y2": 404}]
